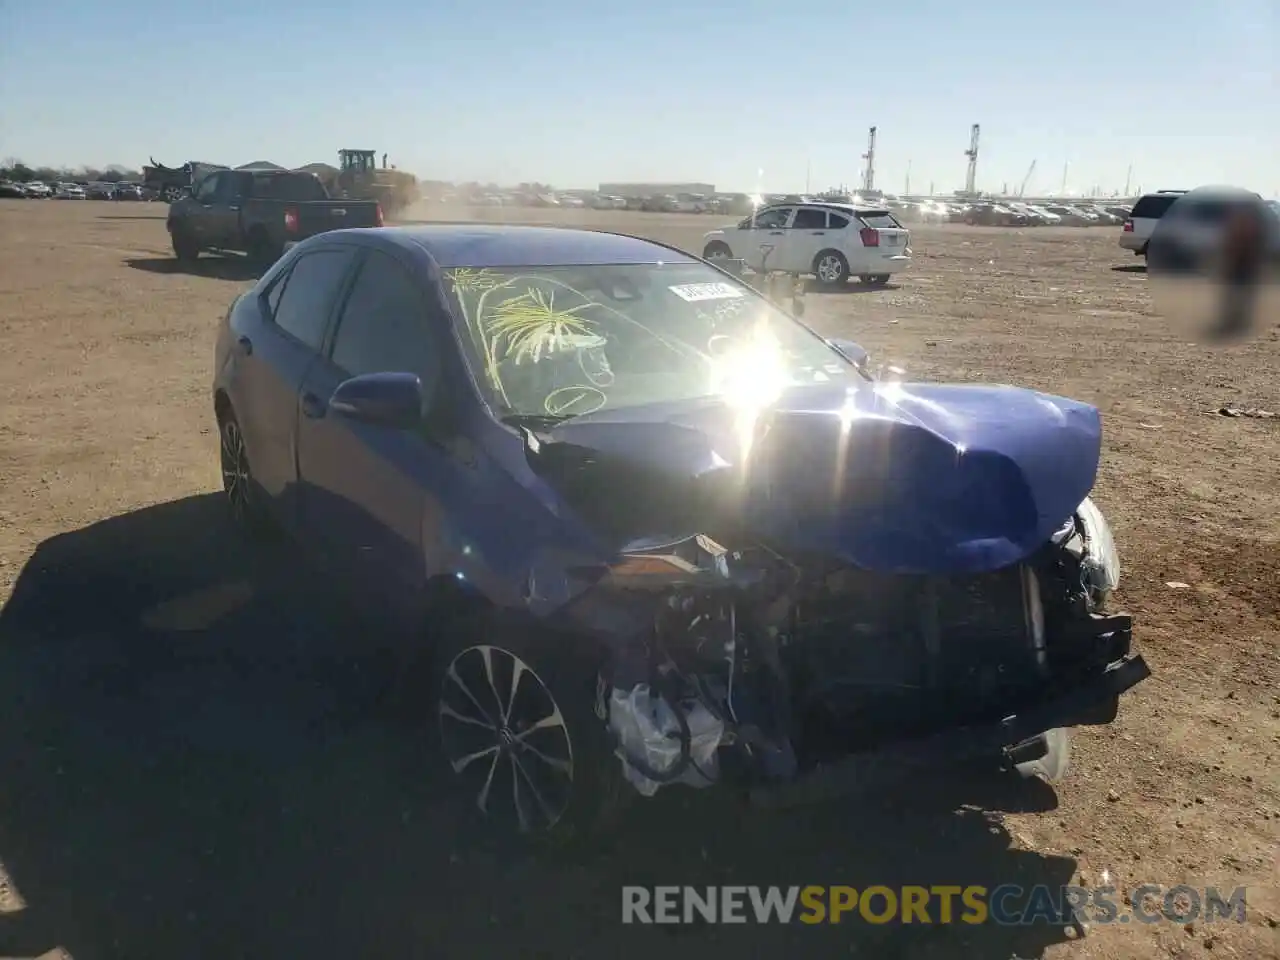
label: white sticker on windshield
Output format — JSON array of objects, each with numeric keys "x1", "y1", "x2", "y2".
[{"x1": 667, "y1": 282, "x2": 745, "y2": 302}]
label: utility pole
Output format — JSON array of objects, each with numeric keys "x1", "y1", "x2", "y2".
[
  {"x1": 861, "y1": 127, "x2": 878, "y2": 193},
  {"x1": 1060, "y1": 161, "x2": 1069, "y2": 195},
  {"x1": 1124, "y1": 164, "x2": 1132, "y2": 196},
  {"x1": 805, "y1": 159, "x2": 811, "y2": 194},
  {"x1": 904, "y1": 160, "x2": 911, "y2": 196},
  {"x1": 963, "y1": 124, "x2": 980, "y2": 194}
]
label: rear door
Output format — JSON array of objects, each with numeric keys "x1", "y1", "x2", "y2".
[
  {"x1": 295, "y1": 246, "x2": 447, "y2": 610},
  {"x1": 785, "y1": 206, "x2": 830, "y2": 273},
  {"x1": 234, "y1": 245, "x2": 358, "y2": 530},
  {"x1": 254, "y1": 173, "x2": 380, "y2": 236}
]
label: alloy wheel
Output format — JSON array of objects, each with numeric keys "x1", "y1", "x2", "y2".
[
  {"x1": 817, "y1": 254, "x2": 844, "y2": 283},
  {"x1": 219, "y1": 418, "x2": 251, "y2": 523},
  {"x1": 439, "y1": 644, "x2": 574, "y2": 832}
]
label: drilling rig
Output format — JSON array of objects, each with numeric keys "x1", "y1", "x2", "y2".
[
  {"x1": 962, "y1": 124, "x2": 980, "y2": 196},
  {"x1": 861, "y1": 126, "x2": 877, "y2": 194}
]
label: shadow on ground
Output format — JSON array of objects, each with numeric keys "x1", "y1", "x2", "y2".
[
  {"x1": 805, "y1": 278, "x2": 904, "y2": 295},
  {"x1": 0, "y1": 495, "x2": 1079, "y2": 960},
  {"x1": 1110, "y1": 264, "x2": 1147, "y2": 274},
  {"x1": 124, "y1": 256, "x2": 264, "y2": 281}
]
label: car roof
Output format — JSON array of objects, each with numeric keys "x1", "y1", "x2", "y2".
[{"x1": 333, "y1": 224, "x2": 699, "y2": 269}]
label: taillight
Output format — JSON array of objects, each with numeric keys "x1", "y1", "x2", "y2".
[
  {"x1": 375, "y1": 203, "x2": 385, "y2": 227},
  {"x1": 860, "y1": 226, "x2": 880, "y2": 247},
  {"x1": 284, "y1": 208, "x2": 299, "y2": 233},
  {"x1": 1122, "y1": 219, "x2": 1134, "y2": 232}
]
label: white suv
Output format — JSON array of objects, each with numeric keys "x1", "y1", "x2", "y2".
[
  {"x1": 702, "y1": 202, "x2": 911, "y2": 286},
  {"x1": 1119, "y1": 190, "x2": 1186, "y2": 257}
]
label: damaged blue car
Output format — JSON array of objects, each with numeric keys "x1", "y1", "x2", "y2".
[{"x1": 212, "y1": 224, "x2": 1150, "y2": 837}]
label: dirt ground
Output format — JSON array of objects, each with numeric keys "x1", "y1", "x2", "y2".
[{"x1": 0, "y1": 200, "x2": 1276, "y2": 960}]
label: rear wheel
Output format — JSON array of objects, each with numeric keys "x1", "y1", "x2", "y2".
[
  {"x1": 247, "y1": 229, "x2": 281, "y2": 266},
  {"x1": 218, "y1": 408, "x2": 269, "y2": 537},
  {"x1": 813, "y1": 250, "x2": 850, "y2": 287},
  {"x1": 162, "y1": 185, "x2": 185, "y2": 203}
]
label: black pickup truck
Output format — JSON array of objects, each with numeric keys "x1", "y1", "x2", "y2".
[{"x1": 166, "y1": 169, "x2": 382, "y2": 264}]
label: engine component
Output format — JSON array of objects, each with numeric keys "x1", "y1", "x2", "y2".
[{"x1": 608, "y1": 684, "x2": 723, "y2": 796}]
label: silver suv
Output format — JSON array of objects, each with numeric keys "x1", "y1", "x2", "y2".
[{"x1": 1119, "y1": 190, "x2": 1186, "y2": 257}]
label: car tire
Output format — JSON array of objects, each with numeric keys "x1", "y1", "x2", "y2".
[
  {"x1": 432, "y1": 609, "x2": 629, "y2": 847},
  {"x1": 812, "y1": 249, "x2": 850, "y2": 287},
  {"x1": 162, "y1": 185, "x2": 185, "y2": 203},
  {"x1": 247, "y1": 229, "x2": 281, "y2": 266},
  {"x1": 172, "y1": 228, "x2": 200, "y2": 263},
  {"x1": 217, "y1": 407, "x2": 270, "y2": 537},
  {"x1": 702, "y1": 240, "x2": 732, "y2": 262}
]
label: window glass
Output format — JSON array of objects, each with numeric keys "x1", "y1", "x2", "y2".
[
  {"x1": 1131, "y1": 194, "x2": 1179, "y2": 219},
  {"x1": 252, "y1": 174, "x2": 328, "y2": 201},
  {"x1": 271, "y1": 248, "x2": 355, "y2": 350},
  {"x1": 792, "y1": 208, "x2": 826, "y2": 229},
  {"x1": 193, "y1": 174, "x2": 218, "y2": 201},
  {"x1": 751, "y1": 207, "x2": 792, "y2": 229},
  {"x1": 858, "y1": 211, "x2": 901, "y2": 229},
  {"x1": 331, "y1": 251, "x2": 438, "y2": 388},
  {"x1": 827, "y1": 212, "x2": 850, "y2": 229}
]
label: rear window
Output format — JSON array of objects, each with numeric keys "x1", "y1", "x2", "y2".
[
  {"x1": 1130, "y1": 194, "x2": 1180, "y2": 219},
  {"x1": 251, "y1": 174, "x2": 327, "y2": 202},
  {"x1": 857, "y1": 211, "x2": 901, "y2": 229}
]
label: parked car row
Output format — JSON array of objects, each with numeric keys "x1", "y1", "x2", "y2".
[
  {"x1": 884, "y1": 198, "x2": 1131, "y2": 227},
  {"x1": 437, "y1": 189, "x2": 758, "y2": 216},
  {"x1": 0, "y1": 179, "x2": 158, "y2": 200}
]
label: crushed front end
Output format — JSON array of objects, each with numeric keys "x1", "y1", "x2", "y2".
[{"x1": 570, "y1": 511, "x2": 1148, "y2": 807}]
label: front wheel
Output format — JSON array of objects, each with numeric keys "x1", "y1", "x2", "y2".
[
  {"x1": 162, "y1": 185, "x2": 185, "y2": 203},
  {"x1": 702, "y1": 240, "x2": 732, "y2": 262},
  {"x1": 813, "y1": 250, "x2": 850, "y2": 287},
  {"x1": 172, "y1": 228, "x2": 200, "y2": 263},
  {"x1": 434, "y1": 611, "x2": 627, "y2": 845}
]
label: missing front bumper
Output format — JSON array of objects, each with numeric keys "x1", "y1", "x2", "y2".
[{"x1": 749, "y1": 652, "x2": 1151, "y2": 810}]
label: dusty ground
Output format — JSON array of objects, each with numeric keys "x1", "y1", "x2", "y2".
[{"x1": 0, "y1": 200, "x2": 1276, "y2": 960}]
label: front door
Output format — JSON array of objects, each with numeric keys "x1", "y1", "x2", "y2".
[
  {"x1": 233, "y1": 245, "x2": 357, "y2": 529},
  {"x1": 740, "y1": 206, "x2": 794, "y2": 272},
  {"x1": 295, "y1": 247, "x2": 449, "y2": 612}
]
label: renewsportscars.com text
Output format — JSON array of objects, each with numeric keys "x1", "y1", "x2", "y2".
[{"x1": 621, "y1": 885, "x2": 1248, "y2": 926}]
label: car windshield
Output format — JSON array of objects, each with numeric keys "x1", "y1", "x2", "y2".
[{"x1": 443, "y1": 262, "x2": 862, "y2": 421}]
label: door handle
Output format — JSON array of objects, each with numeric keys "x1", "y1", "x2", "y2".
[
  {"x1": 236, "y1": 335, "x2": 252, "y2": 356},
  {"x1": 812, "y1": 231, "x2": 825, "y2": 235},
  {"x1": 768, "y1": 231, "x2": 784, "y2": 235},
  {"x1": 229, "y1": 205, "x2": 240, "y2": 211},
  {"x1": 301, "y1": 392, "x2": 326, "y2": 419}
]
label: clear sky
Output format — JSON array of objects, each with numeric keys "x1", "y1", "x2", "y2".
[{"x1": 2, "y1": 0, "x2": 1276, "y2": 196}]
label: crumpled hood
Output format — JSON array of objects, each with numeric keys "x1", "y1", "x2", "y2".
[{"x1": 531, "y1": 379, "x2": 1102, "y2": 574}]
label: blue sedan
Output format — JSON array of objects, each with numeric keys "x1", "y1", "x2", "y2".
[{"x1": 212, "y1": 224, "x2": 1148, "y2": 839}]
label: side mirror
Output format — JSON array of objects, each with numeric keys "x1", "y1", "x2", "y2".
[
  {"x1": 828, "y1": 337, "x2": 870, "y2": 372},
  {"x1": 329, "y1": 372, "x2": 424, "y2": 429}
]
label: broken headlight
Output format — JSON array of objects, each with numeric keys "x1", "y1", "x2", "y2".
[{"x1": 1074, "y1": 497, "x2": 1121, "y2": 607}]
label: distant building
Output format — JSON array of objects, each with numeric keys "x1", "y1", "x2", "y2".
[
  {"x1": 237, "y1": 160, "x2": 285, "y2": 171},
  {"x1": 598, "y1": 182, "x2": 715, "y2": 197}
]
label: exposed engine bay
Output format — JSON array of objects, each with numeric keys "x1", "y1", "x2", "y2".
[{"x1": 592, "y1": 505, "x2": 1139, "y2": 800}]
